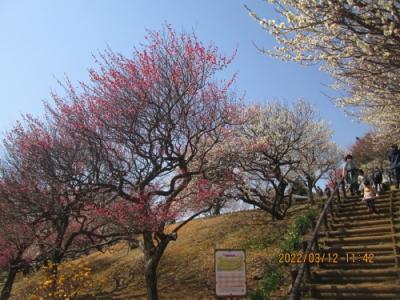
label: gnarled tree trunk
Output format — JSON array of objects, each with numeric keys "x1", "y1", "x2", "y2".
[
  {"x1": 143, "y1": 231, "x2": 171, "y2": 300},
  {"x1": 0, "y1": 264, "x2": 18, "y2": 300}
]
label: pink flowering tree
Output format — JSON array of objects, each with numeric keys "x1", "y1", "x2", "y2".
[
  {"x1": 0, "y1": 188, "x2": 41, "y2": 300},
  {"x1": 47, "y1": 26, "x2": 237, "y2": 300},
  {"x1": 0, "y1": 116, "x2": 131, "y2": 298}
]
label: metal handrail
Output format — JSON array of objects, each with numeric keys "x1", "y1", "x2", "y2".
[
  {"x1": 388, "y1": 191, "x2": 399, "y2": 269},
  {"x1": 289, "y1": 180, "x2": 343, "y2": 300}
]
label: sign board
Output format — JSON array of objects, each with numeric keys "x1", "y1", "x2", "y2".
[{"x1": 215, "y1": 249, "x2": 246, "y2": 297}]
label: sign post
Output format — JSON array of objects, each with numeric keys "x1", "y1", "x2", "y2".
[{"x1": 215, "y1": 249, "x2": 247, "y2": 299}]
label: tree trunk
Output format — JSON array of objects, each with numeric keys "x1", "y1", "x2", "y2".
[
  {"x1": 271, "y1": 196, "x2": 277, "y2": 221},
  {"x1": 49, "y1": 249, "x2": 63, "y2": 295},
  {"x1": 306, "y1": 177, "x2": 314, "y2": 204},
  {"x1": 49, "y1": 262, "x2": 59, "y2": 295},
  {"x1": 0, "y1": 265, "x2": 18, "y2": 300},
  {"x1": 271, "y1": 192, "x2": 285, "y2": 220},
  {"x1": 144, "y1": 259, "x2": 159, "y2": 300},
  {"x1": 213, "y1": 202, "x2": 222, "y2": 216},
  {"x1": 307, "y1": 184, "x2": 314, "y2": 204},
  {"x1": 143, "y1": 231, "x2": 169, "y2": 300}
]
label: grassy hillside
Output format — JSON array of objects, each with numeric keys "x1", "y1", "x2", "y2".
[{"x1": 10, "y1": 204, "x2": 313, "y2": 300}]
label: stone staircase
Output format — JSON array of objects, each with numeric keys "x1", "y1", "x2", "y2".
[{"x1": 303, "y1": 191, "x2": 400, "y2": 299}]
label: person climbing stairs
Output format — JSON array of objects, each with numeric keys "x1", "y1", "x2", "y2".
[{"x1": 301, "y1": 191, "x2": 400, "y2": 299}]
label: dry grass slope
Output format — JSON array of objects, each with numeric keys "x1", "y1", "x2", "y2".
[{"x1": 10, "y1": 205, "x2": 312, "y2": 300}]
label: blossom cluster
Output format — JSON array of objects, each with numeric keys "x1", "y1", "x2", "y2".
[{"x1": 247, "y1": 0, "x2": 400, "y2": 139}]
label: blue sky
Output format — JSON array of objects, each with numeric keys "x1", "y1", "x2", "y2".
[{"x1": 0, "y1": 0, "x2": 369, "y2": 148}]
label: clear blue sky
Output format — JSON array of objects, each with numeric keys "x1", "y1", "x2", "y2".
[{"x1": 0, "y1": 0, "x2": 368, "y2": 149}]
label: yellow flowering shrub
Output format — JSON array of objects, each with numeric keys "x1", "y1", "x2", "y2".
[{"x1": 28, "y1": 261, "x2": 99, "y2": 300}]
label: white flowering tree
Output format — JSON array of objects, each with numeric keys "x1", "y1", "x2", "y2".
[
  {"x1": 246, "y1": 0, "x2": 400, "y2": 139},
  {"x1": 295, "y1": 122, "x2": 342, "y2": 202},
  {"x1": 227, "y1": 100, "x2": 324, "y2": 219}
]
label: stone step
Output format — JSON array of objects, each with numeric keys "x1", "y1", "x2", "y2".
[
  {"x1": 318, "y1": 225, "x2": 394, "y2": 238},
  {"x1": 339, "y1": 195, "x2": 392, "y2": 204},
  {"x1": 337, "y1": 199, "x2": 395, "y2": 210},
  {"x1": 337, "y1": 200, "x2": 391, "y2": 209},
  {"x1": 329, "y1": 218, "x2": 392, "y2": 230},
  {"x1": 341, "y1": 192, "x2": 398, "y2": 201},
  {"x1": 341, "y1": 194, "x2": 367, "y2": 200},
  {"x1": 311, "y1": 267, "x2": 399, "y2": 278},
  {"x1": 305, "y1": 283, "x2": 400, "y2": 294},
  {"x1": 320, "y1": 243, "x2": 398, "y2": 253},
  {"x1": 335, "y1": 206, "x2": 391, "y2": 216},
  {"x1": 317, "y1": 249, "x2": 395, "y2": 258},
  {"x1": 308, "y1": 291, "x2": 400, "y2": 299},
  {"x1": 329, "y1": 213, "x2": 394, "y2": 224},
  {"x1": 310, "y1": 275, "x2": 397, "y2": 284},
  {"x1": 323, "y1": 233, "x2": 399, "y2": 246},
  {"x1": 338, "y1": 198, "x2": 396, "y2": 207},
  {"x1": 317, "y1": 262, "x2": 396, "y2": 269}
]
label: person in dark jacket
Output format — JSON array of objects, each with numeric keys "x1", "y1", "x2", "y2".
[
  {"x1": 372, "y1": 167, "x2": 383, "y2": 194},
  {"x1": 342, "y1": 154, "x2": 358, "y2": 195},
  {"x1": 388, "y1": 144, "x2": 400, "y2": 189}
]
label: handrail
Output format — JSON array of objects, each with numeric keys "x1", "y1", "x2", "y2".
[
  {"x1": 289, "y1": 180, "x2": 343, "y2": 300},
  {"x1": 388, "y1": 191, "x2": 399, "y2": 269}
]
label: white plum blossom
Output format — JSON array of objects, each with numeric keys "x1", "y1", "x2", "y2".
[
  {"x1": 224, "y1": 100, "x2": 338, "y2": 218},
  {"x1": 246, "y1": 0, "x2": 400, "y2": 140}
]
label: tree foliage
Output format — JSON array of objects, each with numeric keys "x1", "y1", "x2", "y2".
[
  {"x1": 350, "y1": 132, "x2": 390, "y2": 171},
  {"x1": 226, "y1": 100, "x2": 333, "y2": 218},
  {"x1": 247, "y1": 0, "x2": 400, "y2": 139},
  {"x1": 0, "y1": 23, "x2": 341, "y2": 300},
  {"x1": 0, "y1": 26, "x2": 238, "y2": 300},
  {"x1": 45, "y1": 26, "x2": 235, "y2": 300}
]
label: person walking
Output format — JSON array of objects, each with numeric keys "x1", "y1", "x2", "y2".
[
  {"x1": 388, "y1": 144, "x2": 400, "y2": 189},
  {"x1": 362, "y1": 179, "x2": 378, "y2": 214},
  {"x1": 372, "y1": 167, "x2": 383, "y2": 194},
  {"x1": 382, "y1": 170, "x2": 390, "y2": 192},
  {"x1": 358, "y1": 169, "x2": 365, "y2": 196},
  {"x1": 342, "y1": 154, "x2": 358, "y2": 196}
]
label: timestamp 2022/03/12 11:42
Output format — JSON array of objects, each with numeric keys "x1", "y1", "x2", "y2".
[{"x1": 278, "y1": 251, "x2": 375, "y2": 264}]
